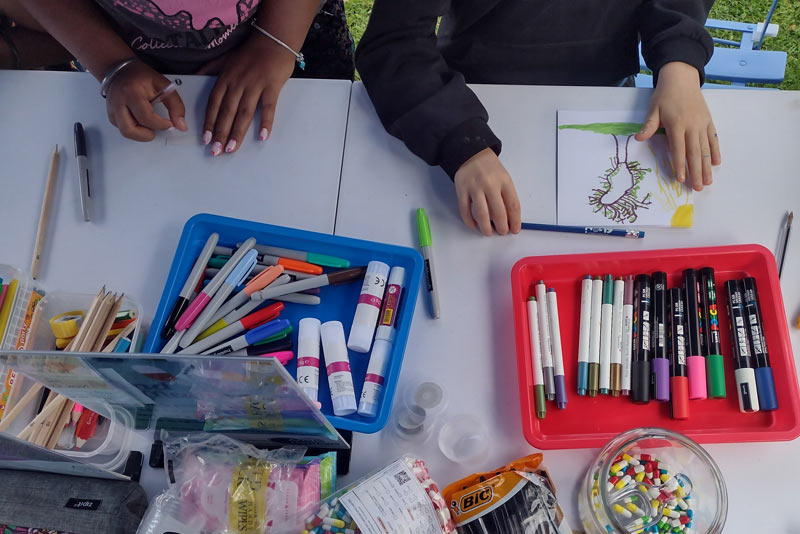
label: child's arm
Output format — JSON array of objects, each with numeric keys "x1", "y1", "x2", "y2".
[
  {"x1": 635, "y1": 0, "x2": 720, "y2": 191},
  {"x1": 24, "y1": 0, "x2": 187, "y2": 141},
  {"x1": 356, "y1": 0, "x2": 521, "y2": 236},
  {"x1": 201, "y1": 0, "x2": 320, "y2": 156}
]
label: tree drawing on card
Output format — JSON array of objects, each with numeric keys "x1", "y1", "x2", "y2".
[{"x1": 557, "y1": 111, "x2": 693, "y2": 228}]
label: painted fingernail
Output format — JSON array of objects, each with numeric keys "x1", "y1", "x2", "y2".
[
  {"x1": 225, "y1": 139, "x2": 237, "y2": 153},
  {"x1": 202, "y1": 130, "x2": 212, "y2": 145},
  {"x1": 167, "y1": 126, "x2": 177, "y2": 132},
  {"x1": 210, "y1": 141, "x2": 222, "y2": 156},
  {"x1": 259, "y1": 128, "x2": 269, "y2": 141},
  {"x1": 176, "y1": 117, "x2": 188, "y2": 131}
]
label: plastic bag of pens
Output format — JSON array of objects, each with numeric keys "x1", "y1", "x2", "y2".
[
  {"x1": 442, "y1": 454, "x2": 572, "y2": 534},
  {"x1": 303, "y1": 455, "x2": 456, "y2": 534},
  {"x1": 137, "y1": 433, "x2": 337, "y2": 534}
]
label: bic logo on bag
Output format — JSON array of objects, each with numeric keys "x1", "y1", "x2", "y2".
[{"x1": 451, "y1": 486, "x2": 493, "y2": 516}]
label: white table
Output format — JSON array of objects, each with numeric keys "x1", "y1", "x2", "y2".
[
  {"x1": 0, "y1": 71, "x2": 350, "y2": 495},
  {"x1": 337, "y1": 82, "x2": 800, "y2": 532}
]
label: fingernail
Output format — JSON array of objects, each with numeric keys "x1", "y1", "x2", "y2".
[
  {"x1": 167, "y1": 126, "x2": 176, "y2": 132},
  {"x1": 210, "y1": 141, "x2": 222, "y2": 156},
  {"x1": 176, "y1": 117, "x2": 188, "y2": 131},
  {"x1": 225, "y1": 139, "x2": 237, "y2": 153},
  {"x1": 202, "y1": 130, "x2": 212, "y2": 145},
  {"x1": 259, "y1": 128, "x2": 269, "y2": 141}
]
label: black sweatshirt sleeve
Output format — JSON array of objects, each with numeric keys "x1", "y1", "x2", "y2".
[
  {"x1": 639, "y1": 0, "x2": 715, "y2": 85},
  {"x1": 355, "y1": 0, "x2": 501, "y2": 179}
]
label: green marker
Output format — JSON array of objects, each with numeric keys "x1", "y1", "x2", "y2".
[
  {"x1": 416, "y1": 208, "x2": 440, "y2": 319},
  {"x1": 701, "y1": 268, "x2": 727, "y2": 398},
  {"x1": 599, "y1": 274, "x2": 614, "y2": 395},
  {"x1": 251, "y1": 244, "x2": 350, "y2": 269},
  {"x1": 254, "y1": 325, "x2": 293, "y2": 346},
  {"x1": 527, "y1": 296, "x2": 547, "y2": 419}
]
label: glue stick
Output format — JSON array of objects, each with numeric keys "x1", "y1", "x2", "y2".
[
  {"x1": 297, "y1": 318, "x2": 321, "y2": 402},
  {"x1": 347, "y1": 261, "x2": 389, "y2": 353},
  {"x1": 321, "y1": 321, "x2": 357, "y2": 416}
]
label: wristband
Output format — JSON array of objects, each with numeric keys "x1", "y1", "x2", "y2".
[
  {"x1": 100, "y1": 58, "x2": 139, "y2": 98},
  {"x1": 250, "y1": 20, "x2": 305, "y2": 70}
]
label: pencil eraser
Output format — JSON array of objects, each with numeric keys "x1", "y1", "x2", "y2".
[
  {"x1": 687, "y1": 356, "x2": 708, "y2": 400},
  {"x1": 755, "y1": 366, "x2": 778, "y2": 411}
]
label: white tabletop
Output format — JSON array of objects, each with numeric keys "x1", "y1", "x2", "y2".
[
  {"x1": 337, "y1": 82, "x2": 800, "y2": 532},
  {"x1": 0, "y1": 71, "x2": 350, "y2": 318}
]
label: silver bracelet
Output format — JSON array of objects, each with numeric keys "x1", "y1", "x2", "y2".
[
  {"x1": 100, "y1": 58, "x2": 139, "y2": 98},
  {"x1": 250, "y1": 20, "x2": 306, "y2": 70}
]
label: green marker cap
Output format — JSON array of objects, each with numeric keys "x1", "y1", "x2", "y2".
[
  {"x1": 306, "y1": 252, "x2": 350, "y2": 269},
  {"x1": 416, "y1": 208, "x2": 432, "y2": 247},
  {"x1": 255, "y1": 325, "x2": 293, "y2": 345},
  {"x1": 534, "y1": 384, "x2": 547, "y2": 419},
  {"x1": 208, "y1": 256, "x2": 229, "y2": 269},
  {"x1": 706, "y1": 353, "x2": 727, "y2": 398},
  {"x1": 603, "y1": 274, "x2": 614, "y2": 304}
]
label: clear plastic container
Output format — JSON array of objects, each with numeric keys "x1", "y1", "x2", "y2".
[
  {"x1": 437, "y1": 413, "x2": 489, "y2": 463},
  {"x1": 0, "y1": 263, "x2": 34, "y2": 351},
  {"x1": 390, "y1": 381, "x2": 448, "y2": 443},
  {"x1": 579, "y1": 428, "x2": 727, "y2": 534}
]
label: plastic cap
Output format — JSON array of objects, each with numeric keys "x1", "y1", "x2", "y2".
[
  {"x1": 631, "y1": 360, "x2": 651, "y2": 404},
  {"x1": 734, "y1": 368, "x2": 759, "y2": 413},
  {"x1": 416, "y1": 208, "x2": 432, "y2": 247},
  {"x1": 687, "y1": 356, "x2": 708, "y2": 400},
  {"x1": 755, "y1": 366, "x2": 778, "y2": 411},
  {"x1": 670, "y1": 376, "x2": 689, "y2": 419},
  {"x1": 302, "y1": 386, "x2": 318, "y2": 402},
  {"x1": 651, "y1": 358, "x2": 670, "y2": 401},
  {"x1": 332, "y1": 394, "x2": 356, "y2": 416},
  {"x1": 577, "y1": 361, "x2": 589, "y2": 396},
  {"x1": 706, "y1": 353, "x2": 727, "y2": 398},
  {"x1": 358, "y1": 400, "x2": 378, "y2": 418}
]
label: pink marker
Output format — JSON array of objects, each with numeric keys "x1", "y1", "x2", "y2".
[
  {"x1": 258, "y1": 350, "x2": 294, "y2": 366},
  {"x1": 175, "y1": 237, "x2": 256, "y2": 331}
]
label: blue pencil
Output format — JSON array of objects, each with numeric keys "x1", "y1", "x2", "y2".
[{"x1": 521, "y1": 223, "x2": 645, "y2": 239}]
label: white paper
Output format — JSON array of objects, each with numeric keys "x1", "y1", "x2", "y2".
[
  {"x1": 340, "y1": 460, "x2": 442, "y2": 534},
  {"x1": 557, "y1": 110, "x2": 694, "y2": 227}
]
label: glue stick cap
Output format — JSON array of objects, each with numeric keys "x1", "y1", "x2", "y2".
[
  {"x1": 348, "y1": 261, "x2": 390, "y2": 353},
  {"x1": 357, "y1": 339, "x2": 391, "y2": 417}
]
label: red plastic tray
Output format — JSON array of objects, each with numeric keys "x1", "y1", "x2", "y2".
[{"x1": 511, "y1": 244, "x2": 800, "y2": 449}]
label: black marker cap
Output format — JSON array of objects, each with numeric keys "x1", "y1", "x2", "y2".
[
  {"x1": 74, "y1": 122, "x2": 87, "y2": 157},
  {"x1": 631, "y1": 360, "x2": 651, "y2": 404}
]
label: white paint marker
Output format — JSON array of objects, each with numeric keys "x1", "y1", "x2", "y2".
[
  {"x1": 610, "y1": 278, "x2": 625, "y2": 396},
  {"x1": 599, "y1": 274, "x2": 614, "y2": 394},
  {"x1": 547, "y1": 288, "x2": 567, "y2": 409},
  {"x1": 577, "y1": 275, "x2": 593, "y2": 396},
  {"x1": 588, "y1": 276, "x2": 603, "y2": 396},
  {"x1": 527, "y1": 297, "x2": 546, "y2": 419},
  {"x1": 621, "y1": 276, "x2": 635, "y2": 395},
  {"x1": 535, "y1": 281, "x2": 555, "y2": 400}
]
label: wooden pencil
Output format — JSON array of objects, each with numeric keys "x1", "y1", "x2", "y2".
[
  {"x1": 91, "y1": 293, "x2": 123, "y2": 352},
  {"x1": 65, "y1": 286, "x2": 105, "y2": 351},
  {"x1": 30, "y1": 145, "x2": 59, "y2": 280},
  {"x1": 33, "y1": 395, "x2": 67, "y2": 447},
  {"x1": 26, "y1": 390, "x2": 58, "y2": 442},
  {"x1": 16, "y1": 394, "x2": 63, "y2": 441},
  {"x1": 0, "y1": 383, "x2": 42, "y2": 431},
  {"x1": 76, "y1": 292, "x2": 115, "y2": 352},
  {"x1": 101, "y1": 320, "x2": 137, "y2": 353},
  {"x1": 45, "y1": 399, "x2": 74, "y2": 449}
]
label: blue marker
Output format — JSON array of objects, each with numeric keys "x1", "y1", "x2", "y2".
[
  {"x1": 577, "y1": 276, "x2": 592, "y2": 395},
  {"x1": 203, "y1": 318, "x2": 291, "y2": 355},
  {"x1": 521, "y1": 223, "x2": 644, "y2": 239},
  {"x1": 742, "y1": 278, "x2": 778, "y2": 411}
]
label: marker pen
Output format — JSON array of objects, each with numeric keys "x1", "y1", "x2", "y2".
[
  {"x1": 651, "y1": 271, "x2": 670, "y2": 402},
  {"x1": 700, "y1": 268, "x2": 726, "y2": 398},
  {"x1": 527, "y1": 297, "x2": 546, "y2": 419},
  {"x1": 320, "y1": 321, "x2": 357, "y2": 416},
  {"x1": 180, "y1": 249, "x2": 258, "y2": 348},
  {"x1": 669, "y1": 288, "x2": 689, "y2": 419},
  {"x1": 251, "y1": 267, "x2": 366, "y2": 302},
  {"x1": 250, "y1": 243, "x2": 350, "y2": 269},
  {"x1": 610, "y1": 278, "x2": 624, "y2": 396},
  {"x1": 359, "y1": 267, "x2": 407, "y2": 417},
  {"x1": 683, "y1": 269, "x2": 707, "y2": 400},
  {"x1": 621, "y1": 275, "x2": 634, "y2": 395},
  {"x1": 228, "y1": 337, "x2": 292, "y2": 356},
  {"x1": 177, "y1": 301, "x2": 283, "y2": 355},
  {"x1": 348, "y1": 261, "x2": 390, "y2": 353},
  {"x1": 535, "y1": 281, "x2": 555, "y2": 400},
  {"x1": 725, "y1": 279, "x2": 759, "y2": 413},
  {"x1": 208, "y1": 265, "x2": 284, "y2": 326},
  {"x1": 417, "y1": 209, "x2": 441, "y2": 319},
  {"x1": 577, "y1": 276, "x2": 593, "y2": 395},
  {"x1": 175, "y1": 237, "x2": 256, "y2": 331},
  {"x1": 161, "y1": 232, "x2": 218, "y2": 340},
  {"x1": 297, "y1": 318, "x2": 321, "y2": 402},
  {"x1": 631, "y1": 274, "x2": 653, "y2": 404},
  {"x1": 547, "y1": 288, "x2": 567, "y2": 409},
  {"x1": 598, "y1": 274, "x2": 614, "y2": 394},
  {"x1": 202, "y1": 318, "x2": 290, "y2": 356},
  {"x1": 73, "y1": 122, "x2": 92, "y2": 222},
  {"x1": 588, "y1": 276, "x2": 603, "y2": 397},
  {"x1": 742, "y1": 277, "x2": 778, "y2": 411}
]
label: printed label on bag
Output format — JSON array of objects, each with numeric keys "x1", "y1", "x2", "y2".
[
  {"x1": 230, "y1": 461, "x2": 270, "y2": 534},
  {"x1": 65, "y1": 499, "x2": 102, "y2": 510},
  {"x1": 339, "y1": 460, "x2": 441, "y2": 534}
]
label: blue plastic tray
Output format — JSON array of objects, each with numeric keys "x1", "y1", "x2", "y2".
[{"x1": 144, "y1": 214, "x2": 423, "y2": 433}]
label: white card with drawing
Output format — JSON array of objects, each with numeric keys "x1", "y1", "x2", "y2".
[{"x1": 557, "y1": 110, "x2": 694, "y2": 227}]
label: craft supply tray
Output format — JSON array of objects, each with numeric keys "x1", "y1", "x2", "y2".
[
  {"x1": 511, "y1": 244, "x2": 800, "y2": 449},
  {"x1": 144, "y1": 214, "x2": 424, "y2": 433}
]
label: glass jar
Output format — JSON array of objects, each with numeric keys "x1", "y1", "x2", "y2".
[{"x1": 579, "y1": 428, "x2": 727, "y2": 534}]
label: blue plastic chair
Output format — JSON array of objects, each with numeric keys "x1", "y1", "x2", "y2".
[{"x1": 635, "y1": 0, "x2": 786, "y2": 89}]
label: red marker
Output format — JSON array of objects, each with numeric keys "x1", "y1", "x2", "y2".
[
  {"x1": 669, "y1": 288, "x2": 689, "y2": 420},
  {"x1": 178, "y1": 302, "x2": 283, "y2": 355}
]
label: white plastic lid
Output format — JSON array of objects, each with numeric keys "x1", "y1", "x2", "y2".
[
  {"x1": 347, "y1": 326, "x2": 375, "y2": 354},
  {"x1": 302, "y1": 386, "x2": 318, "y2": 402},
  {"x1": 332, "y1": 394, "x2": 357, "y2": 416},
  {"x1": 298, "y1": 317, "x2": 321, "y2": 357},
  {"x1": 393, "y1": 404, "x2": 429, "y2": 441},
  {"x1": 413, "y1": 382, "x2": 447, "y2": 415},
  {"x1": 358, "y1": 400, "x2": 378, "y2": 418},
  {"x1": 320, "y1": 321, "x2": 348, "y2": 363},
  {"x1": 367, "y1": 260, "x2": 391, "y2": 278}
]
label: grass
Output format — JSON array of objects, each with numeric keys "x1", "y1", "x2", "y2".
[{"x1": 344, "y1": 0, "x2": 800, "y2": 89}]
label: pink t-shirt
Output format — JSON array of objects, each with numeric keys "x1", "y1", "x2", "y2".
[{"x1": 95, "y1": 0, "x2": 260, "y2": 73}]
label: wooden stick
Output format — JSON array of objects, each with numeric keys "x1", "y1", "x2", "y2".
[
  {"x1": 30, "y1": 145, "x2": 59, "y2": 280},
  {"x1": 25, "y1": 390, "x2": 58, "y2": 442},
  {"x1": 33, "y1": 395, "x2": 67, "y2": 447},
  {"x1": 91, "y1": 293, "x2": 123, "y2": 352},
  {"x1": 45, "y1": 399, "x2": 74, "y2": 449},
  {"x1": 65, "y1": 286, "x2": 105, "y2": 351},
  {"x1": 76, "y1": 291, "x2": 115, "y2": 352},
  {"x1": 0, "y1": 383, "x2": 43, "y2": 431},
  {"x1": 101, "y1": 320, "x2": 137, "y2": 353}
]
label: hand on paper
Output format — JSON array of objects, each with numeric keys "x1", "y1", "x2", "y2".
[
  {"x1": 454, "y1": 148, "x2": 522, "y2": 236},
  {"x1": 200, "y1": 34, "x2": 296, "y2": 156},
  {"x1": 105, "y1": 61, "x2": 188, "y2": 142},
  {"x1": 635, "y1": 61, "x2": 721, "y2": 191}
]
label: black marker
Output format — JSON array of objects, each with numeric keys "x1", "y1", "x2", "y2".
[
  {"x1": 73, "y1": 122, "x2": 92, "y2": 221},
  {"x1": 742, "y1": 277, "x2": 778, "y2": 411},
  {"x1": 651, "y1": 272, "x2": 669, "y2": 401},
  {"x1": 631, "y1": 274, "x2": 652, "y2": 404},
  {"x1": 725, "y1": 280, "x2": 759, "y2": 413}
]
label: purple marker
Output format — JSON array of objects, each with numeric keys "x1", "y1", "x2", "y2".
[
  {"x1": 651, "y1": 271, "x2": 670, "y2": 401},
  {"x1": 547, "y1": 288, "x2": 567, "y2": 409}
]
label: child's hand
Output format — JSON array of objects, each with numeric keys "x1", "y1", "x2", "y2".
[
  {"x1": 201, "y1": 35, "x2": 296, "y2": 156},
  {"x1": 635, "y1": 61, "x2": 721, "y2": 191},
  {"x1": 454, "y1": 148, "x2": 522, "y2": 236},
  {"x1": 106, "y1": 61, "x2": 187, "y2": 141}
]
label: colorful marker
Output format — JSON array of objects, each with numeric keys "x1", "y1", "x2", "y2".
[
  {"x1": 177, "y1": 301, "x2": 283, "y2": 355},
  {"x1": 725, "y1": 280, "x2": 759, "y2": 413},
  {"x1": 228, "y1": 337, "x2": 292, "y2": 356},
  {"x1": 250, "y1": 267, "x2": 366, "y2": 302},
  {"x1": 207, "y1": 265, "x2": 284, "y2": 326},
  {"x1": 535, "y1": 281, "x2": 555, "y2": 400},
  {"x1": 215, "y1": 245, "x2": 322, "y2": 275},
  {"x1": 202, "y1": 318, "x2": 290, "y2": 356},
  {"x1": 251, "y1": 243, "x2": 350, "y2": 269},
  {"x1": 161, "y1": 232, "x2": 218, "y2": 340},
  {"x1": 669, "y1": 288, "x2": 689, "y2": 419},
  {"x1": 621, "y1": 276, "x2": 634, "y2": 395},
  {"x1": 742, "y1": 277, "x2": 778, "y2": 411},
  {"x1": 631, "y1": 274, "x2": 652, "y2": 404},
  {"x1": 547, "y1": 289, "x2": 567, "y2": 409},
  {"x1": 527, "y1": 297, "x2": 546, "y2": 419},
  {"x1": 610, "y1": 278, "x2": 624, "y2": 396},
  {"x1": 588, "y1": 276, "x2": 603, "y2": 397},
  {"x1": 599, "y1": 274, "x2": 613, "y2": 394},
  {"x1": 651, "y1": 271, "x2": 670, "y2": 402},
  {"x1": 577, "y1": 276, "x2": 593, "y2": 395},
  {"x1": 683, "y1": 269, "x2": 707, "y2": 400},
  {"x1": 700, "y1": 268, "x2": 726, "y2": 398}
]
